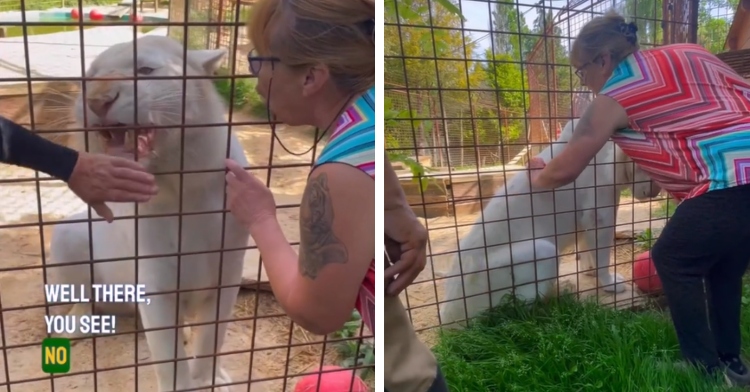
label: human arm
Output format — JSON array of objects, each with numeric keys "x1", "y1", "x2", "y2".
[
  {"x1": 383, "y1": 154, "x2": 428, "y2": 296},
  {"x1": 0, "y1": 116, "x2": 158, "y2": 221},
  {"x1": 531, "y1": 95, "x2": 630, "y2": 190},
  {"x1": 225, "y1": 160, "x2": 374, "y2": 335},
  {"x1": 0, "y1": 115, "x2": 79, "y2": 181}
]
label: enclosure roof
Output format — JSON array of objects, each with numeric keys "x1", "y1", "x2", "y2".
[{"x1": 715, "y1": 48, "x2": 750, "y2": 79}]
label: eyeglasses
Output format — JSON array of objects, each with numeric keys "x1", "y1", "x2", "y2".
[
  {"x1": 246, "y1": 48, "x2": 280, "y2": 75},
  {"x1": 574, "y1": 55, "x2": 602, "y2": 80},
  {"x1": 574, "y1": 65, "x2": 587, "y2": 80}
]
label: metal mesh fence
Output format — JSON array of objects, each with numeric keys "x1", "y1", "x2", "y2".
[
  {"x1": 0, "y1": 0, "x2": 164, "y2": 13},
  {"x1": 384, "y1": 0, "x2": 735, "y2": 359},
  {"x1": 0, "y1": 0, "x2": 372, "y2": 391}
]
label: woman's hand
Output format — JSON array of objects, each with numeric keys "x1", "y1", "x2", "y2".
[
  {"x1": 225, "y1": 159, "x2": 277, "y2": 232},
  {"x1": 67, "y1": 151, "x2": 158, "y2": 223},
  {"x1": 384, "y1": 205, "x2": 428, "y2": 296},
  {"x1": 528, "y1": 156, "x2": 547, "y2": 189}
]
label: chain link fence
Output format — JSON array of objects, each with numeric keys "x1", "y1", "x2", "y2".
[
  {"x1": 385, "y1": 2, "x2": 738, "y2": 386},
  {"x1": 0, "y1": 0, "x2": 372, "y2": 390}
]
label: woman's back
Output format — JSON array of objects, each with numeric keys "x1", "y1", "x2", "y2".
[{"x1": 600, "y1": 43, "x2": 750, "y2": 200}]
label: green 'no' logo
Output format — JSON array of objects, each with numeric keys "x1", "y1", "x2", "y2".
[{"x1": 41, "y1": 337, "x2": 70, "y2": 374}]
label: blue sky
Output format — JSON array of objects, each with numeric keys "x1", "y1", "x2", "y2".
[
  {"x1": 459, "y1": 0, "x2": 738, "y2": 54},
  {"x1": 459, "y1": 0, "x2": 548, "y2": 52}
]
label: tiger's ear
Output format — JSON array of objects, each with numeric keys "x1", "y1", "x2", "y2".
[{"x1": 187, "y1": 49, "x2": 227, "y2": 74}]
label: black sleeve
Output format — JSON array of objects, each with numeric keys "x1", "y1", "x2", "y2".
[{"x1": 0, "y1": 116, "x2": 80, "y2": 182}]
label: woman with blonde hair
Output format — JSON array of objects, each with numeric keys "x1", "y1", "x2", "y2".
[
  {"x1": 527, "y1": 9, "x2": 750, "y2": 386},
  {"x1": 225, "y1": 0, "x2": 450, "y2": 389},
  {"x1": 225, "y1": 0, "x2": 376, "y2": 341}
]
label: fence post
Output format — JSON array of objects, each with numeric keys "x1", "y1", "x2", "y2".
[{"x1": 688, "y1": 0, "x2": 699, "y2": 44}]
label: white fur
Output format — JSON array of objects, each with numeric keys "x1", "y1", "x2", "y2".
[
  {"x1": 438, "y1": 119, "x2": 661, "y2": 326},
  {"x1": 46, "y1": 36, "x2": 249, "y2": 392}
]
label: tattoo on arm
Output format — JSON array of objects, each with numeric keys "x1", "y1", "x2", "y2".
[{"x1": 298, "y1": 173, "x2": 348, "y2": 280}]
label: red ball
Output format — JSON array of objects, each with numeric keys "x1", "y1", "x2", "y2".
[
  {"x1": 133, "y1": 14, "x2": 143, "y2": 22},
  {"x1": 632, "y1": 251, "x2": 662, "y2": 294},
  {"x1": 70, "y1": 8, "x2": 80, "y2": 19},
  {"x1": 294, "y1": 365, "x2": 369, "y2": 392},
  {"x1": 89, "y1": 9, "x2": 103, "y2": 20}
]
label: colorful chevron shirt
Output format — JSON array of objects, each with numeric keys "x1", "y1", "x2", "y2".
[
  {"x1": 313, "y1": 86, "x2": 375, "y2": 335},
  {"x1": 599, "y1": 43, "x2": 750, "y2": 201}
]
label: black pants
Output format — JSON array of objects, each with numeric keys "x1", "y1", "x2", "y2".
[
  {"x1": 651, "y1": 184, "x2": 750, "y2": 370},
  {"x1": 384, "y1": 365, "x2": 449, "y2": 392}
]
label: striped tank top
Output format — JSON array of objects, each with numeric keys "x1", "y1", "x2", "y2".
[
  {"x1": 599, "y1": 43, "x2": 750, "y2": 201},
  {"x1": 314, "y1": 86, "x2": 375, "y2": 334}
]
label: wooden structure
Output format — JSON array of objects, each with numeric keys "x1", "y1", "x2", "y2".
[
  {"x1": 398, "y1": 168, "x2": 519, "y2": 219},
  {"x1": 717, "y1": 0, "x2": 750, "y2": 80},
  {"x1": 168, "y1": 0, "x2": 256, "y2": 73},
  {"x1": 716, "y1": 48, "x2": 750, "y2": 78},
  {"x1": 0, "y1": 81, "x2": 78, "y2": 146}
]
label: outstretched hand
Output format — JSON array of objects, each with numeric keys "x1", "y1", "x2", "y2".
[
  {"x1": 528, "y1": 156, "x2": 546, "y2": 170},
  {"x1": 225, "y1": 159, "x2": 277, "y2": 232},
  {"x1": 67, "y1": 151, "x2": 158, "y2": 223},
  {"x1": 528, "y1": 156, "x2": 546, "y2": 188}
]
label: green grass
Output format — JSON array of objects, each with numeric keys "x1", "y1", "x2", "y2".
[
  {"x1": 434, "y1": 289, "x2": 750, "y2": 392},
  {"x1": 635, "y1": 227, "x2": 660, "y2": 251},
  {"x1": 653, "y1": 199, "x2": 678, "y2": 219}
]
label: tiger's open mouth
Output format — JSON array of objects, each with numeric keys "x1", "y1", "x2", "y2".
[{"x1": 98, "y1": 123, "x2": 155, "y2": 159}]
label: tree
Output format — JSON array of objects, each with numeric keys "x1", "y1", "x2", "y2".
[
  {"x1": 385, "y1": 0, "x2": 485, "y2": 166},
  {"x1": 620, "y1": 0, "x2": 664, "y2": 46},
  {"x1": 482, "y1": 50, "x2": 529, "y2": 144},
  {"x1": 491, "y1": 1, "x2": 534, "y2": 59},
  {"x1": 697, "y1": 0, "x2": 739, "y2": 53}
]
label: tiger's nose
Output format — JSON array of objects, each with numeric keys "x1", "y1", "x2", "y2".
[{"x1": 87, "y1": 92, "x2": 120, "y2": 118}]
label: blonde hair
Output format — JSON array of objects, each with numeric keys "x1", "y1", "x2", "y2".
[
  {"x1": 571, "y1": 10, "x2": 639, "y2": 66},
  {"x1": 247, "y1": 0, "x2": 375, "y2": 95}
]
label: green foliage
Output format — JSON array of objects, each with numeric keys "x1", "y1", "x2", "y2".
[
  {"x1": 621, "y1": 0, "x2": 665, "y2": 47},
  {"x1": 384, "y1": 96, "x2": 421, "y2": 139},
  {"x1": 212, "y1": 69, "x2": 269, "y2": 118},
  {"x1": 635, "y1": 227, "x2": 659, "y2": 251},
  {"x1": 331, "y1": 310, "x2": 374, "y2": 380},
  {"x1": 432, "y1": 0, "x2": 463, "y2": 20},
  {"x1": 634, "y1": 199, "x2": 675, "y2": 250},
  {"x1": 483, "y1": 51, "x2": 529, "y2": 113},
  {"x1": 384, "y1": 0, "x2": 478, "y2": 91},
  {"x1": 697, "y1": 0, "x2": 739, "y2": 53},
  {"x1": 385, "y1": 0, "x2": 522, "y2": 166},
  {"x1": 384, "y1": 98, "x2": 433, "y2": 191},
  {"x1": 653, "y1": 199, "x2": 677, "y2": 219},
  {"x1": 492, "y1": 1, "x2": 535, "y2": 60},
  {"x1": 385, "y1": 0, "x2": 739, "y2": 175},
  {"x1": 618, "y1": 0, "x2": 737, "y2": 54},
  {"x1": 385, "y1": 0, "x2": 465, "y2": 23}
]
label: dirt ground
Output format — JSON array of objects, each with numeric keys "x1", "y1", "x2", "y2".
[
  {"x1": 398, "y1": 194, "x2": 670, "y2": 348},
  {"x1": 0, "y1": 113, "x2": 354, "y2": 391}
]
